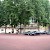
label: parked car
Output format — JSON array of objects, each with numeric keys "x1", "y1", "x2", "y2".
[
  {"x1": 35, "y1": 31, "x2": 41, "y2": 35},
  {"x1": 29, "y1": 31, "x2": 37, "y2": 35},
  {"x1": 24, "y1": 31, "x2": 41, "y2": 36},
  {"x1": 24, "y1": 31, "x2": 31, "y2": 35},
  {"x1": 24, "y1": 30, "x2": 50, "y2": 36},
  {"x1": 40, "y1": 31, "x2": 48, "y2": 34},
  {"x1": 46, "y1": 31, "x2": 50, "y2": 35},
  {"x1": 29, "y1": 31, "x2": 41, "y2": 35}
]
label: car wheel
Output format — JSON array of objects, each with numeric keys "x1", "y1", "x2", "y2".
[
  {"x1": 28, "y1": 34, "x2": 29, "y2": 35},
  {"x1": 29, "y1": 34, "x2": 32, "y2": 36}
]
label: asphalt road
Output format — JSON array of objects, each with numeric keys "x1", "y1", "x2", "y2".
[{"x1": 0, "y1": 34, "x2": 50, "y2": 50}]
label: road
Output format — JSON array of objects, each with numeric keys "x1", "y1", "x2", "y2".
[{"x1": 0, "y1": 34, "x2": 50, "y2": 50}]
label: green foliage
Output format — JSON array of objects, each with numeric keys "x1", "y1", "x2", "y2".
[
  {"x1": 0, "y1": 0, "x2": 50, "y2": 27},
  {"x1": 31, "y1": 0, "x2": 50, "y2": 26}
]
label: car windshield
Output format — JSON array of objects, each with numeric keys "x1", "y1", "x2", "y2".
[{"x1": 32, "y1": 31, "x2": 36, "y2": 33}]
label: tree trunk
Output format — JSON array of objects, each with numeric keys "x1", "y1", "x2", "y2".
[
  {"x1": 48, "y1": 25, "x2": 50, "y2": 31},
  {"x1": 5, "y1": 25, "x2": 7, "y2": 34},
  {"x1": 12, "y1": 25, "x2": 14, "y2": 33},
  {"x1": 23, "y1": 25, "x2": 26, "y2": 34},
  {"x1": 20, "y1": 23, "x2": 22, "y2": 34},
  {"x1": 48, "y1": 25, "x2": 50, "y2": 34},
  {"x1": 37, "y1": 22, "x2": 40, "y2": 31},
  {"x1": 16, "y1": 28, "x2": 19, "y2": 34},
  {"x1": 45, "y1": 26, "x2": 46, "y2": 31}
]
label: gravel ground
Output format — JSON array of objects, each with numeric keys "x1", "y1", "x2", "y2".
[{"x1": 0, "y1": 34, "x2": 50, "y2": 50}]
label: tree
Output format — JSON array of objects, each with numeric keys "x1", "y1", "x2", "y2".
[
  {"x1": 41, "y1": 0, "x2": 50, "y2": 31},
  {"x1": 0, "y1": 0, "x2": 50, "y2": 34},
  {"x1": 30, "y1": 0, "x2": 45, "y2": 31},
  {"x1": 0, "y1": 1, "x2": 4, "y2": 27},
  {"x1": 0, "y1": 0, "x2": 7, "y2": 33},
  {"x1": 3, "y1": 0, "x2": 19, "y2": 33},
  {"x1": 2, "y1": 0, "x2": 32, "y2": 34},
  {"x1": 12, "y1": 0, "x2": 34, "y2": 33},
  {"x1": 31, "y1": 0, "x2": 50, "y2": 31}
]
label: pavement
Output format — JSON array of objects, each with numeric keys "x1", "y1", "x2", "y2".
[{"x1": 0, "y1": 34, "x2": 50, "y2": 50}]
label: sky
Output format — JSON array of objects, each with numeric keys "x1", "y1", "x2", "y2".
[{"x1": 49, "y1": 0, "x2": 50, "y2": 1}]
